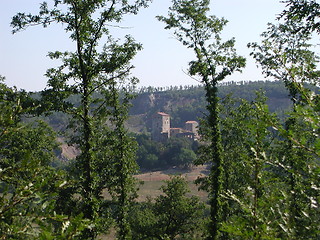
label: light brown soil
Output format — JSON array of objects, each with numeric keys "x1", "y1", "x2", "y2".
[{"x1": 57, "y1": 137, "x2": 79, "y2": 160}]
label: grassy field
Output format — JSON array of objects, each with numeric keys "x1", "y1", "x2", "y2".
[
  {"x1": 100, "y1": 165, "x2": 209, "y2": 239},
  {"x1": 135, "y1": 165, "x2": 209, "y2": 202},
  {"x1": 136, "y1": 178, "x2": 208, "y2": 203}
]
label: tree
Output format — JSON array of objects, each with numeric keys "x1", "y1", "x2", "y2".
[
  {"x1": 249, "y1": 10, "x2": 320, "y2": 238},
  {"x1": 248, "y1": 20, "x2": 319, "y2": 104},
  {"x1": 219, "y1": 94, "x2": 280, "y2": 239},
  {"x1": 129, "y1": 176, "x2": 205, "y2": 240},
  {"x1": 94, "y1": 79, "x2": 140, "y2": 240},
  {"x1": 158, "y1": 1, "x2": 245, "y2": 238},
  {"x1": 279, "y1": 0, "x2": 320, "y2": 156},
  {"x1": 162, "y1": 137, "x2": 196, "y2": 168},
  {"x1": 11, "y1": 1, "x2": 150, "y2": 238},
  {"x1": 281, "y1": 0, "x2": 320, "y2": 35},
  {"x1": 135, "y1": 133, "x2": 162, "y2": 170},
  {"x1": 172, "y1": 148, "x2": 197, "y2": 169},
  {"x1": 154, "y1": 176, "x2": 205, "y2": 239},
  {"x1": 0, "y1": 78, "x2": 67, "y2": 239}
]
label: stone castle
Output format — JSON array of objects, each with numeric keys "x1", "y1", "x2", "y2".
[{"x1": 151, "y1": 112, "x2": 199, "y2": 142}]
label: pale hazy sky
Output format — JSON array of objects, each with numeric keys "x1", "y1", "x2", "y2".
[{"x1": 0, "y1": 0, "x2": 285, "y2": 91}]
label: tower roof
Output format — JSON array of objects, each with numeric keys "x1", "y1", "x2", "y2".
[
  {"x1": 156, "y1": 112, "x2": 170, "y2": 116},
  {"x1": 186, "y1": 121, "x2": 198, "y2": 124}
]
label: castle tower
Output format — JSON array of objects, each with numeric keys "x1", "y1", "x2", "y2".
[
  {"x1": 151, "y1": 112, "x2": 170, "y2": 141},
  {"x1": 185, "y1": 121, "x2": 199, "y2": 137}
]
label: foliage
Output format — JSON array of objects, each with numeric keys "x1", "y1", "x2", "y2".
[
  {"x1": 248, "y1": 19, "x2": 319, "y2": 104},
  {"x1": 135, "y1": 134, "x2": 198, "y2": 170},
  {"x1": 248, "y1": 4, "x2": 320, "y2": 238},
  {"x1": 281, "y1": 0, "x2": 320, "y2": 34},
  {"x1": 3, "y1": 0, "x2": 320, "y2": 239},
  {"x1": 216, "y1": 90, "x2": 319, "y2": 239},
  {"x1": 219, "y1": 93, "x2": 280, "y2": 239},
  {"x1": 129, "y1": 176, "x2": 206, "y2": 240},
  {"x1": 11, "y1": 0, "x2": 151, "y2": 238},
  {"x1": 158, "y1": 0, "x2": 245, "y2": 238},
  {"x1": 0, "y1": 79, "x2": 68, "y2": 239},
  {"x1": 94, "y1": 79, "x2": 140, "y2": 240},
  {"x1": 135, "y1": 133, "x2": 163, "y2": 170},
  {"x1": 162, "y1": 137, "x2": 197, "y2": 168}
]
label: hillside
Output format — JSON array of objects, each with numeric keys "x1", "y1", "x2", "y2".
[
  {"x1": 43, "y1": 80, "x2": 318, "y2": 162},
  {"x1": 126, "y1": 80, "x2": 294, "y2": 133},
  {"x1": 40, "y1": 80, "x2": 303, "y2": 134}
]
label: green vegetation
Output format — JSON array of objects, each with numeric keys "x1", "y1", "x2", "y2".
[
  {"x1": 135, "y1": 134, "x2": 198, "y2": 170},
  {"x1": 1, "y1": 0, "x2": 319, "y2": 239},
  {"x1": 31, "y1": 80, "x2": 297, "y2": 133},
  {"x1": 158, "y1": 0, "x2": 246, "y2": 238},
  {"x1": 11, "y1": 0, "x2": 151, "y2": 239},
  {"x1": 0, "y1": 77, "x2": 66, "y2": 238},
  {"x1": 129, "y1": 176, "x2": 206, "y2": 240}
]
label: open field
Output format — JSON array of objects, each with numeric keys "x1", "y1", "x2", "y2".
[
  {"x1": 102, "y1": 165, "x2": 209, "y2": 202},
  {"x1": 135, "y1": 165, "x2": 209, "y2": 202},
  {"x1": 100, "y1": 165, "x2": 209, "y2": 239}
]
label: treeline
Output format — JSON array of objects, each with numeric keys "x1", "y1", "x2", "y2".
[
  {"x1": 1, "y1": 0, "x2": 320, "y2": 240},
  {"x1": 135, "y1": 80, "x2": 286, "y2": 94},
  {"x1": 130, "y1": 80, "x2": 298, "y2": 128},
  {"x1": 38, "y1": 80, "x2": 297, "y2": 133}
]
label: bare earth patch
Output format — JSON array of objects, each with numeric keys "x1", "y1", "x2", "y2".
[{"x1": 57, "y1": 137, "x2": 79, "y2": 160}]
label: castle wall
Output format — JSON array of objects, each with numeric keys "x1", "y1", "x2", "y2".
[
  {"x1": 151, "y1": 112, "x2": 170, "y2": 141},
  {"x1": 185, "y1": 121, "x2": 198, "y2": 135},
  {"x1": 152, "y1": 112, "x2": 198, "y2": 141}
]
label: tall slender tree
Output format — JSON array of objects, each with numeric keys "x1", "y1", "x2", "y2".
[
  {"x1": 129, "y1": 176, "x2": 205, "y2": 240},
  {"x1": 158, "y1": 1, "x2": 245, "y2": 239},
  {"x1": 249, "y1": 14, "x2": 320, "y2": 238},
  {"x1": 11, "y1": 1, "x2": 150, "y2": 238},
  {"x1": 94, "y1": 76, "x2": 140, "y2": 240}
]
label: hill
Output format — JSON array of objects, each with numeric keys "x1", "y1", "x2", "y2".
[
  {"x1": 39, "y1": 80, "x2": 308, "y2": 134},
  {"x1": 127, "y1": 80, "x2": 294, "y2": 133},
  {"x1": 41, "y1": 80, "x2": 318, "y2": 169}
]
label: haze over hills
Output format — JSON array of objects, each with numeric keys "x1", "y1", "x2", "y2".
[
  {"x1": 126, "y1": 80, "x2": 295, "y2": 133},
  {"x1": 42, "y1": 80, "x2": 302, "y2": 163},
  {"x1": 42, "y1": 80, "x2": 299, "y2": 134}
]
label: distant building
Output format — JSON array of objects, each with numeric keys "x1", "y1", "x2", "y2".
[
  {"x1": 151, "y1": 112, "x2": 198, "y2": 141},
  {"x1": 170, "y1": 128, "x2": 184, "y2": 137},
  {"x1": 185, "y1": 121, "x2": 199, "y2": 139},
  {"x1": 151, "y1": 112, "x2": 170, "y2": 142}
]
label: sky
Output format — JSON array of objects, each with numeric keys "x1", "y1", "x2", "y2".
[{"x1": 0, "y1": 0, "x2": 286, "y2": 91}]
